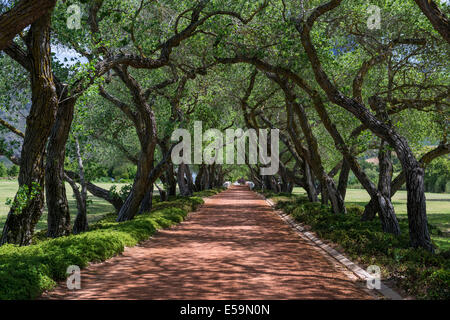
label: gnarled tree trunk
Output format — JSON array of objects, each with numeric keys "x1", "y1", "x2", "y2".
[
  {"x1": 375, "y1": 141, "x2": 400, "y2": 233},
  {"x1": 71, "y1": 137, "x2": 89, "y2": 234},
  {"x1": 195, "y1": 164, "x2": 205, "y2": 191},
  {"x1": 0, "y1": 0, "x2": 56, "y2": 50},
  {"x1": 303, "y1": 161, "x2": 318, "y2": 202},
  {"x1": 45, "y1": 90, "x2": 76, "y2": 238},
  {"x1": 177, "y1": 163, "x2": 193, "y2": 196},
  {"x1": 138, "y1": 184, "x2": 154, "y2": 214},
  {"x1": 337, "y1": 160, "x2": 350, "y2": 200},
  {"x1": 1, "y1": 12, "x2": 58, "y2": 245}
]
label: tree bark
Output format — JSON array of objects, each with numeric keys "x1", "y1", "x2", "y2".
[
  {"x1": 184, "y1": 163, "x2": 196, "y2": 192},
  {"x1": 375, "y1": 141, "x2": 400, "y2": 233},
  {"x1": 337, "y1": 159, "x2": 350, "y2": 200},
  {"x1": 195, "y1": 164, "x2": 205, "y2": 191},
  {"x1": 166, "y1": 164, "x2": 177, "y2": 196},
  {"x1": 117, "y1": 139, "x2": 157, "y2": 221},
  {"x1": 115, "y1": 66, "x2": 158, "y2": 222},
  {"x1": 70, "y1": 137, "x2": 88, "y2": 234},
  {"x1": 414, "y1": 0, "x2": 450, "y2": 44},
  {"x1": 177, "y1": 163, "x2": 193, "y2": 196},
  {"x1": 155, "y1": 183, "x2": 167, "y2": 201},
  {"x1": 0, "y1": 0, "x2": 56, "y2": 50},
  {"x1": 64, "y1": 170, "x2": 124, "y2": 212},
  {"x1": 279, "y1": 162, "x2": 293, "y2": 193},
  {"x1": 303, "y1": 160, "x2": 318, "y2": 202},
  {"x1": 138, "y1": 184, "x2": 154, "y2": 214},
  {"x1": 45, "y1": 89, "x2": 76, "y2": 238},
  {"x1": 309, "y1": 92, "x2": 400, "y2": 234},
  {"x1": 1, "y1": 12, "x2": 58, "y2": 245}
]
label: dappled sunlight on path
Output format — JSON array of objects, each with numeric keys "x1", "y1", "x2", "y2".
[{"x1": 42, "y1": 186, "x2": 373, "y2": 300}]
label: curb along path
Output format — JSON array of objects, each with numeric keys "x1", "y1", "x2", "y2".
[{"x1": 42, "y1": 186, "x2": 374, "y2": 299}]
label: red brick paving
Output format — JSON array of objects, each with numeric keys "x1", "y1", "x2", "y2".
[{"x1": 42, "y1": 186, "x2": 373, "y2": 300}]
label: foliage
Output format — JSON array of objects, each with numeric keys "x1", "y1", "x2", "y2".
[
  {"x1": 5, "y1": 182, "x2": 41, "y2": 215},
  {"x1": 108, "y1": 184, "x2": 133, "y2": 202},
  {"x1": 424, "y1": 156, "x2": 450, "y2": 193},
  {"x1": 7, "y1": 165, "x2": 19, "y2": 177},
  {"x1": 0, "y1": 162, "x2": 6, "y2": 177}
]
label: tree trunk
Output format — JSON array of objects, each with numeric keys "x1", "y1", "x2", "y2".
[
  {"x1": 374, "y1": 141, "x2": 400, "y2": 233},
  {"x1": 195, "y1": 164, "x2": 205, "y2": 191},
  {"x1": 413, "y1": 0, "x2": 450, "y2": 44},
  {"x1": 166, "y1": 164, "x2": 177, "y2": 196},
  {"x1": 1, "y1": 13, "x2": 58, "y2": 245},
  {"x1": 404, "y1": 164, "x2": 431, "y2": 249},
  {"x1": 203, "y1": 165, "x2": 210, "y2": 191},
  {"x1": 117, "y1": 140, "x2": 157, "y2": 221},
  {"x1": 279, "y1": 162, "x2": 293, "y2": 193},
  {"x1": 262, "y1": 174, "x2": 273, "y2": 191},
  {"x1": 303, "y1": 161, "x2": 318, "y2": 202},
  {"x1": 65, "y1": 170, "x2": 124, "y2": 212},
  {"x1": 184, "y1": 164, "x2": 196, "y2": 192},
  {"x1": 0, "y1": 0, "x2": 56, "y2": 50},
  {"x1": 207, "y1": 164, "x2": 215, "y2": 189},
  {"x1": 72, "y1": 137, "x2": 89, "y2": 234},
  {"x1": 65, "y1": 174, "x2": 88, "y2": 235},
  {"x1": 88, "y1": 181, "x2": 123, "y2": 211},
  {"x1": 45, "y1": 92, "x2": 75, "y2": 238},
  {"x1": 215, "y1": 165, "x2": 225, "y2": 188},
  {"x1": 177, "y1": 163, "x2": 193, "y2": 196},
  {"x1": 159, "y1": 140, "x2": 177, "y2": 196},
  {"x1": 337, "y1": 159, "x2": 350, "y2": 200},
  {"x1": 155, "y1": 183, "x2": 167, "y2": 201},
  {"x1": 308, "y1": 92, "x2": 400, "y2": 234},
  {"x1": 138, "y1": 184, "x2": 153, "y2": 214}
]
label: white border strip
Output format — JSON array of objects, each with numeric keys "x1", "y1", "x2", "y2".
[{"x1": 261, "y1": 195, "x2": 403, "y2": 300}]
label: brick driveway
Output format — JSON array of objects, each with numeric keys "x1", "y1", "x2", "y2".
[{"x1": 42, "y1": 186, "x2": 373, "y2": 299}]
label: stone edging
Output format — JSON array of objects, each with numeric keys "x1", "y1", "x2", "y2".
[{"x1": 258, "y1": 193, "x2": 403, "y2": 300}]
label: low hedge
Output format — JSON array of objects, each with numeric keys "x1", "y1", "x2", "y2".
[
  {"x1": 0, "y1": 188, "x2": 223, "y2": 300},
  {"x1": 263, "y1": 192, "x2": 450, "y2": 300}
]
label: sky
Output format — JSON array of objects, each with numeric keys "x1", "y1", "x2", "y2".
[{"x1": 52, "y1": 44, "x2": 89, "y2": 67}]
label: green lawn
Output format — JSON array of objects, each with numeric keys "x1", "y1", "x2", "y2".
[
  {"x1": 292, "y1": 187, "x2": 450, "y2": 250},
  {"x1": 0, "y1": 180, "x2": 128, "y2": 232}
]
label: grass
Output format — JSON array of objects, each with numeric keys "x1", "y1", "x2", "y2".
[{"x1": 292, "y1": 187, "x2": 450, "y2": 250}]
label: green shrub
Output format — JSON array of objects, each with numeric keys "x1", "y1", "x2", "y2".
[
  {"x1": 426, "y1": 269, "x2": 450, "y2": 299},
  {"x1": 346, "y1": 204, "x2": 364, "y2": 215},
  {"x1": 0, "y1": 162, "x2": 7, "y2": 177},
  {"x1": 193, "y1": 188, "x2": 225, "y2": 198},
  {"x1": 270, "y1": 194, "x2": 450, "y2": 300},
  {"x1": 7, "y1": 164, "x2": 19, "y2": 177}
]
